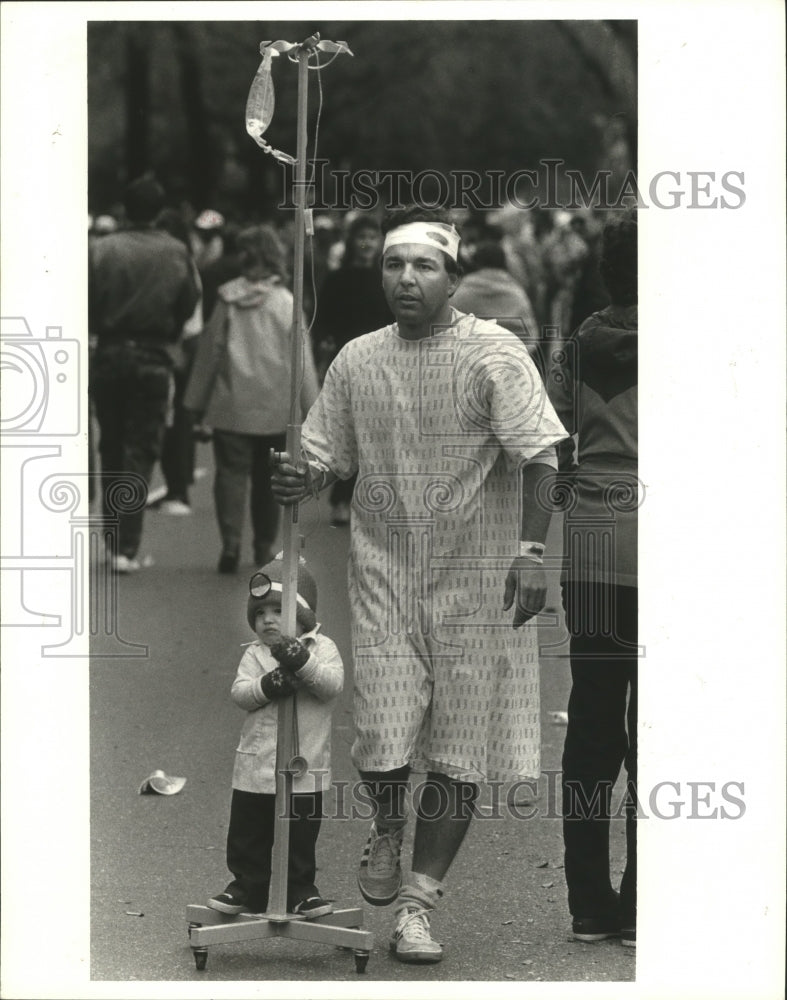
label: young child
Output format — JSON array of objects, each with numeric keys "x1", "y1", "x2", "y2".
[{"x1": 208, "y1": 555, "x2": 343, "y2": 919}]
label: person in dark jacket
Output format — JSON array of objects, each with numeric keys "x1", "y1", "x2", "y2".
[
  {"x1": 89, "y1": 175, "x2": 199, "y2": 572},
  {"x1": 311, "y1": 215, "x2": 393, "y2": 525},
  {"x1": 551, "y1": 210, "x2": 638, "y2": 949},
  {"x1": 154, "y1": 208, "x2": 204, "y2": 515}
]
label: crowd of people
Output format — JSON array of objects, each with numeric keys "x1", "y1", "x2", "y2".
[
  {"x1": 88, "y1": 185, "x2": 611, "y2": 560},
  {"x1": 88, "y1": 177, "x2": 636, "y2": 967}
]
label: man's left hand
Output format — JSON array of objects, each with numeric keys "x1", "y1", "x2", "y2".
[{"x1": 503, "y1": 557, "x2": 548, "y2": 629}]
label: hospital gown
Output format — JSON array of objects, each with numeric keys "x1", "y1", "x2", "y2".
[{"x1": 301, "y1": 311, "x2": 568, "y2": 782}]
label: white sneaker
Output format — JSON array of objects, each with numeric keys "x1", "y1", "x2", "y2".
[
  {"x1": 159, "y1": 499, "x2": 192, "y2": 516},
  {"x1": 110, "y1": 554, "x2": 141, "y2": 574},
  {"x1": 389, "y1": 906, "x2": 443, "y2": 963}
]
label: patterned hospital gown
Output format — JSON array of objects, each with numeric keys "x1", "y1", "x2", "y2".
[{"x1": 302, "y1": 311, "x2": 568, "y2": 782}]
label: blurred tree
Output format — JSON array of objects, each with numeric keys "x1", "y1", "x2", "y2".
[
  {"x1": 124, "y1": 23, "x2": 152, "y2": 182},
  {"x1": 554, "y1": 20, "x2": 637, "y2": 171},
  {"x1": 171, "y1": 22, "x2": 214, "y2": 207},
  {"x1": 88, "y1": 20, "x2": 637, "y2": 217}
]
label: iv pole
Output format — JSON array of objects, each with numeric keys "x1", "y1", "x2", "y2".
[{"x1": 185, "y1": 33, "x2": 373, "y2": 974}]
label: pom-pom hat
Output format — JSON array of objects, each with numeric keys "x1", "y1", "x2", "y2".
[{"x1": 247, "y1": 554, "x2": 317, "y2": 633}]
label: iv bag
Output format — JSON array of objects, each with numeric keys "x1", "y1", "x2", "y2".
[{"x1": 245, "y1": 48, "x2": 275, "y2": 146}]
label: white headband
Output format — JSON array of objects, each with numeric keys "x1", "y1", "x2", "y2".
[
  {"x1": 265, "y1": 580, "x2": 311, "y2": 611},
  {"x1": 382, "y1": 221, "x2": 460, "y2": 262}
]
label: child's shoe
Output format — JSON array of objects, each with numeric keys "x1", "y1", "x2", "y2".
[
  {"x1": 291, "y1": 895, "x2": 334, "y2": 920},
  {"x1": 207, "y1": 885, "x2": 249, "y2": 914}
]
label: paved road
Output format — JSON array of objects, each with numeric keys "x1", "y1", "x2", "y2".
[{"x1": 89, "y1": 454, "x2": 634, "y2": 985}]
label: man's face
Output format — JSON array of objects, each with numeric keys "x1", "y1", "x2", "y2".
[{"x1": 381, "y1": 243, "x2": 458, "y2": 332}]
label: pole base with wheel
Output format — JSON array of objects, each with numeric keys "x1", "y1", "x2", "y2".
[{"x1": 185, "y1": 904, "x2": 373, "y2": 973}]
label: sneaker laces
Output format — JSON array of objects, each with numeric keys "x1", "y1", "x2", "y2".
[
  {"x1": 368, "y1": 830, "x2": 400, "y2": 875},
  {"x1": 397, "y1": 906, "x2": 432, "y2": 941}
]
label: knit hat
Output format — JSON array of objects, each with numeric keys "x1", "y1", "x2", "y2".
[{"x1": 247, "y1": 554, "x2": 318, "y2": 633}]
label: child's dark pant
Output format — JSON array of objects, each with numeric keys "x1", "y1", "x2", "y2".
[{"x1": 225, "y1": 789, "x2": 323, "y2": 912}]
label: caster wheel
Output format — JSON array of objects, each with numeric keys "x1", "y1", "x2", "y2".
[
  {"x1": 353, "y1": 950, "x2": 369, "y2": 973},
  {"x1": 193, "y1": 948, "x2": 208, "y2": 971}
]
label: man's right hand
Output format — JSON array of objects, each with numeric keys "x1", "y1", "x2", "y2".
[{"x1": 270, "y1": 451, "x2": 311, "y2": 506}]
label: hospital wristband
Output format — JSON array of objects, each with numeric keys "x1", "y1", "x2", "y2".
[{"x1": 518, "y1": 541, "x2": 545, "y2": 564}]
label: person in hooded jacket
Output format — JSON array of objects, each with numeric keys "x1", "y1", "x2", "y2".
[
  {"x1": 451, "y1": 239, "x2": 539, "y2": 349},
  {"x1": 184, "y1": 225, "x2": 319, "y2": 573},
  {"x1": 549, "y1": 210, "x2": 638, "y2": 950}
]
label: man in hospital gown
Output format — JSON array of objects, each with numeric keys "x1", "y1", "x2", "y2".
[{"x1": 272, "y1": 207, "x2": 568, "y2": 963}]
